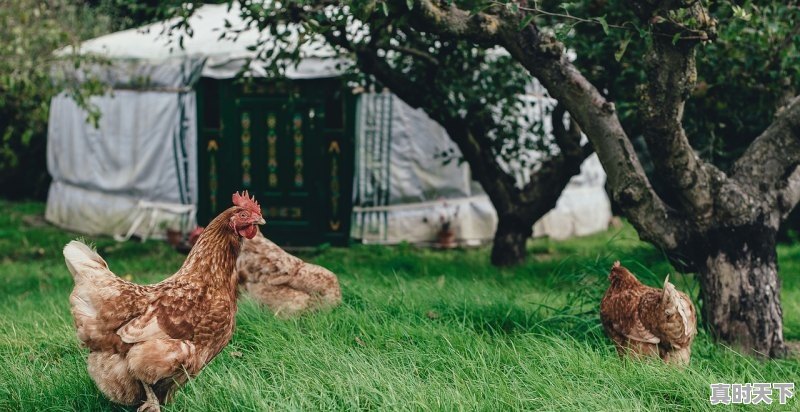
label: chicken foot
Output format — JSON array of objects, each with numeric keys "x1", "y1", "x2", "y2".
[{"x1": 137, "y1": 382, "x2": 160, "y2": 412}]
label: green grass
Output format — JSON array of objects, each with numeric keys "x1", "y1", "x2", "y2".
[{"x1": 0, "y1": 200, "x2": 797, "y2": 411}]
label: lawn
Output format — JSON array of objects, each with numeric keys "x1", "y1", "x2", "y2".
[{"x1": 0, "y1": 200, "x2": 798, "y2": 411}]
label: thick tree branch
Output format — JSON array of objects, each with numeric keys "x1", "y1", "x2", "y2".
[
  {"x1": 732, "y1": 95, "x2": 800, "y2": 217},
  {"x1": 415, "y1": 0, "x2": 501, "y2": 45},
  {"x1": 502, "y1": 32, "x2": 687, "y2": 251},
  {"x1": 636, "y1": 13, "x2": 716, "y2": 222},
  {"x1": 404, "y1": 0, "x2": 689, "y2": 250}
]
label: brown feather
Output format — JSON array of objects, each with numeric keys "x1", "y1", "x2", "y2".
[
  {"x1": 237, "y1": 231, "x2": 341, "y2": 317},
  {"x1": 600, "y1": 262, "x2": 697, "y2": 365},
  {"x1": 65, "y1": 201, "x2": 262, "y2": 407}
]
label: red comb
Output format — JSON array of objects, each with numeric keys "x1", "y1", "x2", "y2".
[{"x1": 232, "y1": 191, "x2": 262, "y2": 215}]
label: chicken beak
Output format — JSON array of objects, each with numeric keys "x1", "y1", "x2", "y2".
[{"x1": 256, "y1": 217, "x2": 266, "y2": 225}]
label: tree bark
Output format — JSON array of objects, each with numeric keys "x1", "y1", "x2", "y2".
[
  {"x1": 492, "y1": 212, "x2": 534, "y2": 266},
  {"x1": 401, "y1": 0, "x2": 800, "y2": 356},
  {"x1": 697, "y1": 223, "x2": 787, "y2": 357}
]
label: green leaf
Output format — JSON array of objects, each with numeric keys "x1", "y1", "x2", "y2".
[
  {"x1": 732, "y1": 5, "x2": 752, "y2": 21},
  {"x1": 406, "y1": 0, "x2": 413, "y2": 10},
  {"x1": 596, "y1": 16, "x2": 609, "y2": 36},
  {"x1": 671, "y1": 32, "x2": 681, "y2": 45},
  {"x1": 614, "y1": 36, "x2": 631, "y2": 62},
  {"x1": 518, "y1": 14, "x2": 535, "y2": 31},
  {"x1": 381, "y1": 2, "x2": 388, "y2": 16}
]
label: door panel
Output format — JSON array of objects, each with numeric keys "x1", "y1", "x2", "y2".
[
  {"x1": 234, "y1": 98, "x2": 322, "y2": 244},
  {"x1": 197, "y1": 78, "x2": 353, "y2": 246}
]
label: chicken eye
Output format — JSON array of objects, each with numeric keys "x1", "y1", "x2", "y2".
[{"x1": 239, "y1": 211, "x2": 248, "y2": 218}]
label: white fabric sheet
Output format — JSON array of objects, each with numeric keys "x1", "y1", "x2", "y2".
[
  {"x1": 351, "y1": 93, "x2": 611, "y2": 244},
  {"x1": 45, "y1": 91, "x2": 197, "y2": 237}
]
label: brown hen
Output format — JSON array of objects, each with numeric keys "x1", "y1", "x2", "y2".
[
  {"x1": 64, "y1": 192, "x2": 264, "y2": 411},
  {"x1": 188, "y1": 228, "x2": 342, "y2": 317},
  {"x1": 237, "y1": 231, "x2": 342, "y2": 317},
  {"x1": 600, "y1": 261, "x2": 697, "y2": 365}
]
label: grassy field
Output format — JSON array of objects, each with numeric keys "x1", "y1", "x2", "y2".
[{"x1": 0, "y1": 201, "x2": 798, "y2": 411}]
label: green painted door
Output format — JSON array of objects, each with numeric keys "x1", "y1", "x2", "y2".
[
  {"x1": 234, "y1": 97, "x2": 322, "y2": 244},
  {"x1": 196, "y1": 78, "x2": 354, "y2": 246}
]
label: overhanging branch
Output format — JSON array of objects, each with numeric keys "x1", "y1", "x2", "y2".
[
  {"x1": 415, "y1": 0, "x2": 502, "y2": 45},
  {"x1": 732, "y1": 95, "x2": 800, "y2": 217},
  {"x1": 403, "y1": 0, "x2": 688, "y2": 250}
]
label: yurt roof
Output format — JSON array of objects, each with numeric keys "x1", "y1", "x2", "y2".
[{"x1": 56, "y1": 3, "x2": 346, "y2": 79}]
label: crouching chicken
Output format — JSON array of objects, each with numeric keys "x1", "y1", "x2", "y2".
[
  {"x1": 64, "y1": 191, "x2": 265, "y2": 411},
  {"x1": 600, "y1": 261, "x2": 697, "y2": 365},
  {"x1": 189, "y1": 227, "x2": 342, "y2": 317},
  {"x1": 236, "y1": 231, "x2": 342, "y2": 317}
]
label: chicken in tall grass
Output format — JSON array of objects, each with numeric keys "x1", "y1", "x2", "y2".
[
  {"x1": 64, "y1": 191, "x2": 264, "y2": 411},
  {"x1": 237, "y1": 231, "x2": 341, "y2": 317},
  {"x1": 600, "y1": 261, "x2": 697, "y2": 365}
]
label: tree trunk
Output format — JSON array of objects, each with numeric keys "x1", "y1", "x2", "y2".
[
  {"x1": 697, "y1": 224, "x2": 787, "y2": 357},
  {"x1": 491, "y1": 213, "x2": 533, "y2": 267}
]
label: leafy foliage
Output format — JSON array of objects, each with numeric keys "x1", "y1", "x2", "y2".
[
  {"x1": 174, "y1": 0, "x2": 799, "y2": 176},
  {"x1": 564, "y1": 0, "x2": 800, "y2": 170},
  {"x1": 0, "y1": 0, "x2": 114, "y2": 199}
]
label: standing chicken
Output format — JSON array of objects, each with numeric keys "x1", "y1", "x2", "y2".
[
  {"x1": 64, "y1": 191, "x2": 264, "y2": 411},
  {"x1": 236, "y1": 231, "x2": 341, "y2": 317},
  {"x1": 600, "y1": 261, "x2": 697, "y2": 365}
]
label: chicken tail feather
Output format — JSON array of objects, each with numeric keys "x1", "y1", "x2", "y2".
[
  {"x1": 662, "y1": 276, "x2": 693, "y2": 337},
  {"x1": 64, "y1": 240, "x2": 109, "y2": 281}
]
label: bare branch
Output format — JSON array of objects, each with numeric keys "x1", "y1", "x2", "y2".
[{"x1": 550, "y1": 103, "x2": 583, "y2": 157}]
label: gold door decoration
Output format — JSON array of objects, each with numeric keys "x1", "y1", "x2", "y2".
[
  {"x1": 240, "y1": 113, "x2": 252, "y2": 187},
  {"x1": 329, "y1": 140, "x2": 341, "y2": 231},
  {"x1": 293, "y1": 113, "x2": 304, "y2": 187},
  {"x1": 207, "y1": 137, "x2": 219, "y2": 212},
  {"x1": 267, "y1": 113, "x2": 279, "y2": 188},
  {"x1": 265, "y1": 206, "x2": 303, "y2": 220}
]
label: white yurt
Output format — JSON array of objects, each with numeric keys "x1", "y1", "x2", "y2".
[{"x1": 45, "y1": 3, "x2": 611, "y2": 246}]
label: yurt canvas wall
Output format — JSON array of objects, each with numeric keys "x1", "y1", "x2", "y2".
[
  {"x1": 45, "y1": 59, "x2": 203, "y2": 238},
  {"x1": 45, "y1": 3, "x2": 611, "y2": 245},
  {"x1": 350, "y1": 91, "x2": 611, "y2": 245}
]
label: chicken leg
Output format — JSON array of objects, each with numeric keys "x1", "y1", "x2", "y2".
[{"x1": 137, "y1": 382, "x2": 160, "y2": 412}]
